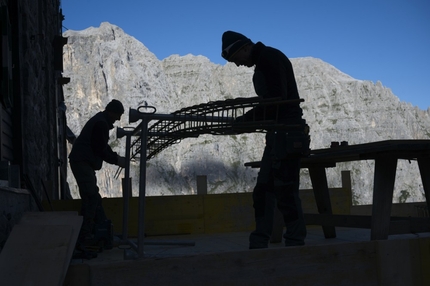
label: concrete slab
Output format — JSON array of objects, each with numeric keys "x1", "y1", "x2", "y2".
[
  {"x1": 71, "y1": 226, "x2": 430, "y2": 263},
  {"x1": 66, "y1": 227, "x2": 430, "y2": 286}
]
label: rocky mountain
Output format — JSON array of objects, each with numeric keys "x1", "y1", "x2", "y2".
[{"x1": 63, "y1": 22, "x2": 430, "y2": 205}]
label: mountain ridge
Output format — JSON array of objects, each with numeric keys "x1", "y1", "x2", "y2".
[{"x1": 63, "y1": 22, "x2": 430, "y2": 204}]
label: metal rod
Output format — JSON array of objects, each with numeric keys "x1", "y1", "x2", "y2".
[
  {"x1": 144, "y1": 240, "x2": 195, "y2": 246},
  {"x1": 137, "y1": 119, "x2": 149, "y2": 258},
  {"x1": 130, "y1": 110, "x2": 233, "y2": 123},
  {"x1": 121, "y1": 133, "x2": 132, "y2": 241}
]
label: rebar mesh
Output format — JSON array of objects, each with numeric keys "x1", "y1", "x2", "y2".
[{"x1": 128, "y1": 97, "x2": 304, "y2": 161}]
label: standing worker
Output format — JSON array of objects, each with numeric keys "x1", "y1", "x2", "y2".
[
  {"x1": 69, "y1": 99, "x2": 127, "y2": 253},
  {"x1": 221, "y1": 31, "x2": 310, "y2": 248}
]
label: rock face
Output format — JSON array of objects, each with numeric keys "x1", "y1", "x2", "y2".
[{"x1": 63, "y1": 22, "x2": 430, "y2": 205}]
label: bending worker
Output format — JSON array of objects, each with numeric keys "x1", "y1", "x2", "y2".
[
  {"x1": 69, "y1": 99, "x2": 127, "y2": 250},
  {"x1": 221, "y1": 31, "x2": 310, "y2": 248}
]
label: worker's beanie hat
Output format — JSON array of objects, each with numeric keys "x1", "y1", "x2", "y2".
[
  {"x1": 105, "y1": 99, "x2": 124, "y2": 115},
  {"x1": 221, "y1": 31, "x2": 252, "y2": 61}
]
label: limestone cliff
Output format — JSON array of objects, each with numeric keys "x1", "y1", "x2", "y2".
[{"x1": 63, "y1": 22, "x2": 430, "y2": 204}]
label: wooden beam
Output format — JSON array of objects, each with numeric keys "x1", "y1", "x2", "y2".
[
  {"x1": 304, "y1": 213, "x2": 430, "y2": 235},
  {"x1": 308, "y1": 166, "x2": 336, "y2": 238}
]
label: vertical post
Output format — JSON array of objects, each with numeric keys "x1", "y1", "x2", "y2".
[
  {"x1": 137, "y1": 119, "x2": 149, "y2": 258},
  {"x1": 341, "y1": 170, "x2": 352, "y2": 213},
  {"x1": 308, "y1": 166, "x2": 336, "y2": 238},
  {"x1": 370, "y1": 156, "x2": 397, "y2": 240},
  {"x1": 341, "y1": 170, "x2": 352, "y2": 193},
  {"x1": 417, "y1": 157, "x2": 430, "y2": 219},
  {"x1": 122, "y1": 133, "x2": 132, "y2": 241},
  {"x1": 196, "y1": 175, "x2": 207, "y2": 195}
]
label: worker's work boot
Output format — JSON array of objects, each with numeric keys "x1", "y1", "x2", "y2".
[{"x1": 249, "y1": 192, "x2": 276, "y2": 249}]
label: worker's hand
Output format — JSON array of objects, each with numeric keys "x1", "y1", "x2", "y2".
[{"x1": 117, "y1": 156, "x2": 127, "y2": 168}]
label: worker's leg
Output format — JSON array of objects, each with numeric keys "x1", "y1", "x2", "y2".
[
  {"x1": 249, "y1": 184, "x2": 276, "y2": 249},
  {"x1": 70, "y1": 162, "x2": 99, "y2": 244},
  {"x1": 94, "y1": 184, "x2": 107, "y2": 224},
  {"x1": 249, "y1": 137, "x2": 277, "y2": 249},
  {"x1": 273, "y1": 156, "x2": 306, "y2": 246}
]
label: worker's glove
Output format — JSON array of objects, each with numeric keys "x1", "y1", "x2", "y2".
[{"x1": 117, "y1": 156, "x2": 127, "y2": 168}]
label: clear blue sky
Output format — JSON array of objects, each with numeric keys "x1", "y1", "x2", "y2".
[{"x1": 61, "y1": 0, "x2": 430, "y2": 110}]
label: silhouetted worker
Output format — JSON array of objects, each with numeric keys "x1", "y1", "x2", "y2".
[
  {"x1": 222, "y1": 31, "x2": 310, "y2": 248},
  {"x1": 69, "y1": 99, "x2": 126, "y2": 252}
]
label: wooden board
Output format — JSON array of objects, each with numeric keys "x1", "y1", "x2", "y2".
[
  {"x1": 43, "y1": 184, "x2": 352, "y2": 237},
  {"x1": 0, "y1": 212, "x2": 82, "y2": 286},
  {"x1": 203, "y1": 193, "x2": 254, "y2": 233}
]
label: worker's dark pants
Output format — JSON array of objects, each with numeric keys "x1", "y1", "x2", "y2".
[
  {"x1": 70, "y1": 161, "x2": 107, "y2": 244},
  {"x1": 249, "y1": 131, "x2": 307, "y2": 249}
]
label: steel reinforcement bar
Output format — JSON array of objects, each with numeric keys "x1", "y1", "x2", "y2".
[{"x1": 128, "y1": 96, "x2": 304, "y2": 162}]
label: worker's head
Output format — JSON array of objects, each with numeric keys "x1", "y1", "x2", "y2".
[
  {"x1": 105, "y1": 99, "x2": 124, "y2": 122},
  {"x1": 221, "y1": 31, "x2": 254, "y2": 67}
]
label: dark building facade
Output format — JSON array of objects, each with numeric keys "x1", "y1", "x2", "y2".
[{"x1": 1, "y1": 0, "x2": 69, "y2": 247}]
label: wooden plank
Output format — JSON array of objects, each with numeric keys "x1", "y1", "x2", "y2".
[
  {"x1": 0, "y1": 212, "x2": 82, "y2": 286},
  {"x1": 417, "y1": 156, "x2": 430, "y2": 214},
  {"x1": 196, "y1": 175, "x2": 207, "y2": 195},
  {"x1": 371, "y1": 156, "x2": 397, "y2": 240},
  {"x1": 145, "y1": 196, "x2": 204, "y2": 236},
  {"x1": 18, "y1": 211, "x2": 80, "y2": 225},
  {"x1": 45, "y1": 186, "x2": 353, "y2": 238},
  {"x1": 389, "y1": 217, "x2": 430, "y2": 234},
  {"x1": 145, "y1": 195, "x2": 204, "y2": 220},
  {"x1": 301, "y1": 187, "x2": 352, "y2": 215},
  {"x1": 341, "y1": 170, "x2": 352, "y2": 195},
  {"x1": 246, "y1": 139, "x2": 430, "y2": 166},
  {"x1": 304, "y1": 214, "x2": 430, "y2": 235},
  {"x1": 102, "y1": 197, "x2": 127, "y2": 236},
  {"x1": 244, "y1": 160, "x2": 336, "y2": 169},
  {"x1": 351, "y1": 202, "x2": 428, "y2": 217},
  {"x1": 203, "y1": 193, "x2": 254, "y2": 233},
  {"x1": 308, "y1": 166, "x2": 336, "y2": 238},
  {"x1": 304, "y1": 214, "x2": 371, "y2": 228},
  {"x1": 0, "y1": 225, "x2": 72, "y2": 286},
  {"x1": 16, "y1": 211, "x2": 82, "y2": 257},
  {"x1": 145, "y1": 218, "x2": 204, "y2": 236}
]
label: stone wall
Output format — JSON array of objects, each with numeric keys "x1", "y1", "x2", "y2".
[
  {"x1": 3, "y1": 0, "x2": 66, "y2": 200},
  {"x1": 0, "y1": 0, "x2": 67, "y2": 248}
]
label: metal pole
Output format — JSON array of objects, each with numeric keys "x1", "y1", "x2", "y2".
[
  {"x1": 126, "y1": 108, "x2": 234, "y2": 259},
  {"x1": 137, "y1": 118, "x2": 149, "y2": 258},
  {"x1": 122, "y1": 133, "x2": 132, "y2": 241}
]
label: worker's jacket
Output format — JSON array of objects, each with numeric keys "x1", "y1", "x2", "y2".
[{"x1": 69, "y1": 111, "x2": 118, "y2": 170}]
